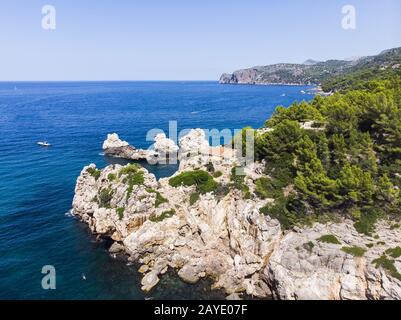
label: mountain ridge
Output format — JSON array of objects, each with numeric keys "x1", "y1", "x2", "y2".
[{"x1": 219, "y1": 47, "x2": 401, "y2": 90}]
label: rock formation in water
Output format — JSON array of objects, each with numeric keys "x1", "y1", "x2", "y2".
[
  {"x1": 73, "y1": 129, "x2": 401, "y2": 300},
  {"x1": 102, "y1": 133, "x2": 179, "y2": 164}
]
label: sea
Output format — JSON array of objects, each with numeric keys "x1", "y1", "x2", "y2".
[{"x1": 0, "y1": 81, "x2": 313, "y2": 299}]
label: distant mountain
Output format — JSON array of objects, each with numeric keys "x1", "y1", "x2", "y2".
[
  {"x1": 219, "y1": 47, "x2": 401, "y2": 90},
  {"x1": 303, "y1": 59, "x2": 321, "y2": 66}
]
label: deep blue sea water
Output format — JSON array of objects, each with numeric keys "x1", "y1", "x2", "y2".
[{"x1": 0, "y1": 81, "x2": 313, "y2": 299}]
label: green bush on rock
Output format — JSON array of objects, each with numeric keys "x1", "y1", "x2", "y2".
[
  {"x1": 169, "y1": 170, "x2": 218, "y2": 194},
  {"x1": 189, "y1": 192, "x2": 200, "y2": 205},
  {"x1": 318, "y1": 234, "x2": 341, "y2": 245},
  {"x1": 107, "y1": 173, "x2": 117, "y2": 181},
  {"x1": 97, "y1": 187, "x2": 114, "y2": 208},
  {"x1": 87, "y1": 167, "x2": 101, "y2": 180},
  {"x1": 342, "y1": 246, "x2": 366, "y2": 257},
  {"x1": 373, "y1": 255, "x2": 401, "y2": 281},
  {"x1": 116, "y1": 207, "x2": 125, "y2": 220},
  {"x1": 119, "y1": 164, "x2": 145, "y2": 199},
  {"x1": 386, "y1": 247, "x2": 401, "y2": 259},
  {"x1": 149, "y1": 209, "x2": 176, "y2": 222}
]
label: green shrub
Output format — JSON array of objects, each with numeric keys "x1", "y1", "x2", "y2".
[
  {"x1": 206, "y1": 162, "x2": 215, "y2": 173},
  {"x1": 230, "y1": 167, "x2": 252, "y2": 198},
  {"x1": 255, "y1": 177, "x2": 283, "y2": 199},
  {"x1": 119, "y1": 164, "x2": 145, "y2": 199},
  {"x1": 303, "y1": 241, "x2": 315, "y2": 252},
  {"x1": 149, "y1": 209, "x2": 176, "y2": 222},
  {"x1": 169, "y1": 170, "x2": 218, "y2": 194},
  {"x1": 390, "y1": 224, "x2": 400, "y2": 230},
  {"x1": 189, "y1": 192, "x2": 200, "y2": 205},
  {"x1": 342, "y1": 246, "x2": 366, "y2": 257},
  {"x1": 107, "y1": 173, "x2": 117, "y2": 181},
  {"x1": 386, "y1": 247, "x2": 401, "y2": 258},
  {"x1": 353, "y1": 207, "x2": 379, "y2": 236},
  {"x1": 318, "y1": 234, "x2": 341, "y2": 245},
  {"x1": 215, "y1": 183, "x2": 230, "y2": 198},
  {"x1": 373, "y1": 255, "x2": 401, "y2": 281},
  {"x1": 144, "y1": 188, "x2": 168, "y2": 208},
  {"x1": 97, "y1": 188, "x2": 114, "y2": 208},
  {"x1": 87, "y1": 167, "x2": 101, "y2": 180},
  {"x1": 230, "y1": 167, "x2": 245, "y2": 188},
  {"x1": 367, "y1": 243, "x2": 374, "y2": 248},
  {"x1": 119, "y1": 163, "x2": 141, "y2": 177},
  {"x1": 213, "y1": 171, "x2": 223, "y2": 178},
  {"x1": 116, "y1": 207, "x2": 125, "y2": 220},
  {"x1": 155, "y1": 192, "x2": 168, "y2": 208},
  {"x1": 259, "y1": 198, "x2": 293, "y2": 230}
]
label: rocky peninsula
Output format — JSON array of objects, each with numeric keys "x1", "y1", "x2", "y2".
[{"x1": 72, "y1": 130, "x2": 401, "y2": 300}]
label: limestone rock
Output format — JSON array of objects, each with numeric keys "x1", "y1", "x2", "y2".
[
  {"x1": 265, "y1": 221, "x2": 401, "y2": 300},
  {"x1": 102, "y1": 133, "x2": 129, "y2": 150},
  {"x1": 141, "y1": 272, "x2": 160, "y2": 292},
  {"x1": 73, "y1": 133, "x2": 401, "y2": 300},
  {"x1": 108, "y1": 242, "x2": 125, "y2": 254}
]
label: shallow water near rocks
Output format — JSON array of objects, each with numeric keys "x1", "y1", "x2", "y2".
[{"x1": 0, "y1": 81, "x2": 312, "y2": 299}]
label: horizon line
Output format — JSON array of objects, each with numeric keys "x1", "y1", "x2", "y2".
[{"x1": 0, "y1": 79, "x2": 219, "y2": 82}]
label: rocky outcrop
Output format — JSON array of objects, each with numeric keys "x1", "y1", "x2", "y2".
[
  {"x1": 102, "y1": 133, "x2": 150, "y2": 160},
  {"x1": 73, "y1": 131, "x2": 401, "y2": 300},
  {"x1": 265, "y1": 221, "x2": 401, "y2": 300},
  {"x1": 73, "y1": 159, "x2": 279, "y2": 296},
  {"x1": 102, "y1": 133, "x2": 179, "y2": 164}
]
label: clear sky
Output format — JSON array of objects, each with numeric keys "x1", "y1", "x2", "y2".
[{"x1": 0, "y1": 0, "x2": 400, "y2": 81}]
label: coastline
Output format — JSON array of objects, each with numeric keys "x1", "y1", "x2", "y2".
[{"x1": 72, "y1": 127, "x2": 401, "y2": 300}]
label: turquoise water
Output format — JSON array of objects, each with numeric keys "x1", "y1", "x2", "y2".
[{"x1": 0, "y1": 81, "x2": 313, "y2": 299}]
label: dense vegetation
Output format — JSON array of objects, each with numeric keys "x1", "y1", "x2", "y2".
[
  {"x1": 322, "y1": 47, "x2": 401, "y2": 92},
  {"x1": 169, "y1": 170, "x2": 218, "y2": 194},
  {"x1": 254, "y1": 68, "x2": 401, "y2": 230}
]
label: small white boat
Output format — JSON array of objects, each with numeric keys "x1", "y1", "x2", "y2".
[{"x1": 37, "y1": 141, "x2": 51, "y2": 147}]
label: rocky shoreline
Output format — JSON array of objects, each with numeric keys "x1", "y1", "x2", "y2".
[{"x1": 72, "y1": 130, "x2": 401, "y2": 300}]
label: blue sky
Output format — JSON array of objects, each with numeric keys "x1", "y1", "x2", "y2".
[{"x1": 0, "y1": 0, "x2": 400, "y2": 80}]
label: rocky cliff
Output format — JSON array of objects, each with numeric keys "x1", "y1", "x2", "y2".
[
  {"x1": 219, "y1": 47, "x2": 401, "y2": 87},
  {"x1": 72, "y1": 129, "x2": 401, "y2": 300}
]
